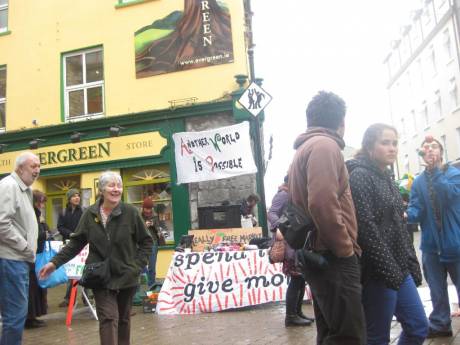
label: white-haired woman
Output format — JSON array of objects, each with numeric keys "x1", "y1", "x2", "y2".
[{"x1": 39, "y1": 171, "x2": 152, "y2": 345}]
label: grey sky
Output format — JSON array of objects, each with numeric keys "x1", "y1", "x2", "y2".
[{"x1": 251, "y1": 0, "x2": 420, "y2": 201}]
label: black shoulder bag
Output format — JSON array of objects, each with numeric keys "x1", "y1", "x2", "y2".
[
  {"x1": 277, "y1": 202, "x2": 315, "y2": 250},
  {"x1": 79, "y1": 236, "x2": 112, "y2": 289}
]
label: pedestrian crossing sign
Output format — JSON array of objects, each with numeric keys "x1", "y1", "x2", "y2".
[{"x1": 238, "y1": 82, "x2": 272, "y2": 117}]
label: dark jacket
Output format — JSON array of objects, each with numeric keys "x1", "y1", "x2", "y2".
[
  {"x1": 347, "y1": 156, "x2": 422, "y2": 290},
  {"x1": 51, "y1": 200, "x2": 153, "y2": 290},
  {"x1": 57, "y1": 205, "x2": 83, "y2": 241},
  {"x1": 288, "y1": 127, "x2": 360, "y2": 257},
  {"x1": 142, "y1": 213, "x2": 160, "y2": 244},
  {"x1": 34, "y1": 208, "x2": 48, "y2": 254},
  {"x1": 408, "y1": 165, "x2": 460, "y2": 262}
]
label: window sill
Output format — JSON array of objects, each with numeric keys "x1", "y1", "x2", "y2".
[
  {"x1": 66, "y1": 113, "x2": 104, "y2": 123},
  {"x1": 0, "y1": 30, "x2": 11, "y2": 37},
  {"x1": 452, "y1": 106, "x2": 460, "y2": 114},
  {"x1": 447, "y1": 58, "x2": 455, "y2": 66},
  {"x1": 424, "y1": 126, "x2": 431, "y2": 131},
  {"x1": 436, "y1": 116, "x2": 444, "y2": 123},
  {"x1": 115, "y1": 0, "x2": 157, "y2": 9}
]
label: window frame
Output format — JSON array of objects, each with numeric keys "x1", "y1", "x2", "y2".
[
  {"x1": 63, "y1": 47, "x2": 105, "y2": 122},
  {"x1": 0, "y1": 0, "x2": 8, "y2": 34},
  {"x1": 0, "y1": 65, "x2": 6, "y2": 131}
]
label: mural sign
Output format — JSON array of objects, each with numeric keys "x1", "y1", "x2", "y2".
[
  {"x1": 156, "y1": 249, "x2": 289, "y2": 314},
  {"x1": 135, "y1": 0, "x2": 234, "y2": 78},
  {"x1": 172, "y1": 122, "x2": 257, "y2": 184}
]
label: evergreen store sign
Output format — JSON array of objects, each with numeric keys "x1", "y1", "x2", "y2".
[{"x1": 0, "y1": 132, "x2": 167, "y2": 174}]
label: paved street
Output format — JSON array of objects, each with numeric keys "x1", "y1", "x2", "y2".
[
  {"x1": 19, "y1": 288, "x2": 460, "y2": 345},
  {"x1": 4, "y1": 231, "x2": 460, "y2": 344}
]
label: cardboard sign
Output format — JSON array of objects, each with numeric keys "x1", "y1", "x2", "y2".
[
  {"x1": 189, "y1": 227, "x2": 263, "y2": 252},
  {"x1": 156, "y1": 249, "x2": 288, "y2": 315},
  {"x1": 173, "y1": 122, "x2": 257, "y2": 184}
]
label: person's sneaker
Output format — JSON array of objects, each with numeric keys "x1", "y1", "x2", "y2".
[
  {"x1": 285, "y1": 315, "x2": 312, "y2": 327},
  {"x1": 426, "y1": 327, "x2": 453, "y2": 338}
]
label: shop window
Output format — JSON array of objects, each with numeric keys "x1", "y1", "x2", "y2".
[
  {"x1": 122, "y1": 166, "x2": 174, "y2": 244},
  {"x1": 63, "y1": 48, "x2": 104, "y2": 121},
  {"x1": 0, "y1": 66, "x2": 5, "y2": 129},
  {"x1": 45, "y1": 176, "x2": 81, "y2": 230},
  {"x1": 0, "y1": 0, "x2": 7, "y2": 33}
]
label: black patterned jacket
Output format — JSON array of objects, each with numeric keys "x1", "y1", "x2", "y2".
[{"x1": 347, "y1": 156, "x2": 422, "y2": 290}]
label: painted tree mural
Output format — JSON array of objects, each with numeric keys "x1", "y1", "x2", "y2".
[{"x1": 135, "y1": 0, "x2": 234, "y2": 78}]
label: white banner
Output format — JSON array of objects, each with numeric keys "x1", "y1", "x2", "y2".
[
  {"x1": 50, "y1": 241, "x2": 89, "y2": 279},
  {"x1": 157, "y1": 249, "x2": 289, "y2": 315},
  {"x1": 173, "y1": 122, "x2": 257, "y2": 184}
]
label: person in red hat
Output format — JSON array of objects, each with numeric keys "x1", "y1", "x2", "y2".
[{"x1": 141, "y1": 197, "x2": 162, "y2": 288}]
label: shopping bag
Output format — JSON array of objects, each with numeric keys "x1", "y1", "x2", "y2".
[{"x1": 35, "y1": 241, "x2": 68, "y2": 289}]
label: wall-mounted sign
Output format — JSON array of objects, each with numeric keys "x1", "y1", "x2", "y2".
[
  {"x1": 135, "y1": 0, "x2": 234, "y2": 78},
  {"x1": 0, "y1": 132, "x2": 167, "y2": 174},
  {"x1": 238, "y1": 82, "x2": 273, "y2": 117},
  {"x1": 172, "y1": 122, "x2": 257, "y2": 184}
]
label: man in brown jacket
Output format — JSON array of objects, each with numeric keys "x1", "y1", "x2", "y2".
[{"x1": 289, "y1": 91, "x2": 365, "y2": 344}]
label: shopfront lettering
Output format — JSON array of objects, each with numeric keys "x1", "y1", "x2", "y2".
[
  {"x1": 126, "y1": 140, "x2": 154, "y2": 150},
  {"x1": 0, "y1": 159, "x2": 11, "y2": 168},
  {"x1": 38, "y1": 142, "x2": 111, "y2": 166}
]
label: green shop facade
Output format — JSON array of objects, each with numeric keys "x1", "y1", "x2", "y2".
[{"x1": 0, "y1": 92, "x2": 267, "y2": 277}]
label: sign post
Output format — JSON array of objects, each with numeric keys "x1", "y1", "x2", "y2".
[{"x1": 237, "y1": 80, "x2": 272, "y2": 236}]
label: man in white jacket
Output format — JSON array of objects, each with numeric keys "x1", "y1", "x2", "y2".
[{"x1": 0, "y1": 152, "x2": 40, "y2": 345}]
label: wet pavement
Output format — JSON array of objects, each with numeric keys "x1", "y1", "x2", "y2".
[{"x1": 3, "y1": 231, "x2": 460, "y2": 344}]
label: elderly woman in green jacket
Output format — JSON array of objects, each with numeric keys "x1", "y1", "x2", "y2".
[{"x1": 39, "y1": 171, "x2": 152, "y2": 345}]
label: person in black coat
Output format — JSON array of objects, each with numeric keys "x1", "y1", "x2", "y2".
[
  {"x1": 347, "y1": 123, "x2": 428, "y2": 344},
  {"x1": 57, "y1": 188, "x2": 84, "y2": 307},
  {"x1": 25, "y1": 190, "x2": 49, "y2": 329}
]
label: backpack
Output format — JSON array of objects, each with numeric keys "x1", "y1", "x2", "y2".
[{"x1": 277, "y1": 202, "x2": 315, "y2": 250}]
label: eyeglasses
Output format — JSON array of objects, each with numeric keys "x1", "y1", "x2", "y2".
[{"x1": 422, "y1": 143, "x2": 440, "y2": 150}]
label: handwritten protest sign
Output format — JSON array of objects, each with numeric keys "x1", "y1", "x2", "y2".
[
  {"x1": 189, "y1": 228, "x2": 263, "y2": 252},
  {"x1": 156, "y1": 249, "x2": 289, "y2": 315},
  {"x1": 173, "y1": 122, "x2": 257, "y2": 184},
  {"x1": 50, "y1": 241, "x2": 88, "y2": 279}
]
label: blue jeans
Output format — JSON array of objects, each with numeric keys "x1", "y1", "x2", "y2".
[
  {"x1": 362, "y1": 275, "x2": 428, "y2": 345},
  {"x1": 147, "y1": 244, "x2": 158, "y2": 287},
  {"x1": 0, "y1": 258, "x2": 30, "y2": 345},
  {"x1": 422, "y1": 252, "x2": 460, "y2": 332}
]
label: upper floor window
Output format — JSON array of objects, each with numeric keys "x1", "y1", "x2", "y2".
[
  {"x1": 433, "y1": 90, "x2": 442, "y2": 119},
  {"x1": 0, "y1": 0, "x2": 8, "y2": 33},
  {"x1": 421, "y1": 101, "x2": 429, "y2": 128},
  {"x1": 443, "y1": 29, "x2": 453, "y2": 62},
  {"x1": 427, "y1": 47, "x2": 437, "y2": 75},
  {"x1": 450, "y1": 77, "x2": 459, "y2": 110},
  {"x1": 410, "y1": 109, "x2": 417, "y2": 135},
  {"x1": 63, "y1": 48, "x2": 104, "y2": 121},
  {"x1": 0, "y1": 66, "x2": 5, "y2": 129},
  {"x1": 441, "y1": 134, "x2": 448, "y2": 161}
]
